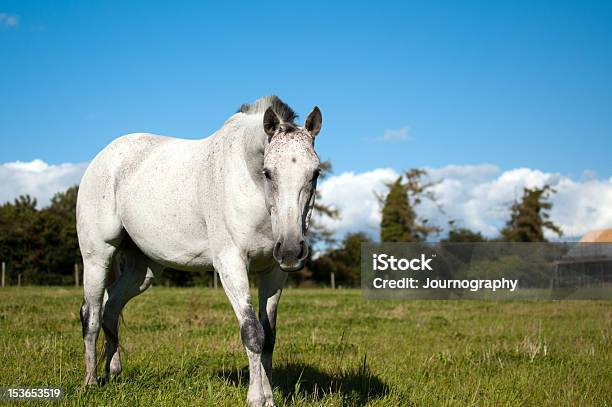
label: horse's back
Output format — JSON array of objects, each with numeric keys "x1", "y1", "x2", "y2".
[
  {"x1": 76, "y1": 133, "x2": 175, "y2": 247},
  {"x1": 94, "y1": 133, "x2": 174, "y2": 173}
]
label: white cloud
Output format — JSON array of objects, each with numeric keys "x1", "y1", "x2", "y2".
[
  {"x1": 316, "y1": 168, "x2": 399, "y2": 240},
  {"x1": 317, "y1": 165, "x2": 612, "y2": 241},
  {"x1": 0, "y1": 13, "x2": 19, "y2": 28},
  {"x1": 374, "y1": 127, "x2": 410, "y2": 142},
  {"x1": 0, "y1": 159, "x2": 88, "y2": 207}
]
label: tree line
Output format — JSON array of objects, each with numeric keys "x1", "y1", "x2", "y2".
[
  {"x1": 0, "y1": 166, "x2": 561, "y2": 286},
  {"x1": 310, "y1": 169, "x2": 562, "y2": 287}
]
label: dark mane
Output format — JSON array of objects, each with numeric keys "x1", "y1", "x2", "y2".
[{"x1": 238, "y1": 95, "x2": 298, "y2": 124}]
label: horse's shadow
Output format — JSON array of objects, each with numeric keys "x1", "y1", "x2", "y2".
[{"x1": 217, "y1": 362, "x2": 389, "y2": 405}]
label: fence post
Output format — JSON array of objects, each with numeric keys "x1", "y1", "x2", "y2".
[
  {"x1": 330, "y1": 271, "x2": 335, "y2": 289},
  {"x1": 17, "y1": 273, "x2": 21, "y2": 287},
  {"x1": 74, "y1": 263, "x2": 80, "y2": 287},
  {"x1": 214, "y1": 270, "x2": 218, "y2": 289},
  {"x1": 1, "y1": 262, "x2": 5, "y2": 288}
]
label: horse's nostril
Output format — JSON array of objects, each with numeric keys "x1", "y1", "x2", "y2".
[
  {"x1": 273, "y1": 241, "x2": 282, "y2": 259},
  {"x1": 298, "y1": 240, "x2": 307, "y2": 260},
  {"x1": 274, "y1": 238, "x2": 307, "y2": 267}
]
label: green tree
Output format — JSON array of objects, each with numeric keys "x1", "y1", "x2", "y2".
[
  {"x1": 379, "y1": 169, "x2": 441, "y2": 242},
  {"x1": 380, "y1": 177, "x2": 412, "y2": 242},
  {"x1": 0, "y1": 187, "x2": 83, "y2": 285},
  {"x1": 0, "y1": 195, "x2": 40, "y2": 283},
  {"x1": 444, "y1": 220, "x2": 485, "y2": 242},
  {"x1": 501, "y1": 185, "x2": 562, "y2": 242},
  {"x1": 446, "y1": 228, "x2": 486, "y2": 242},
  {"x1": 311, "y1": 232, "x2": 372, "y2": 287},
  {"x1": 48, "y1": 186, "x2": 80, "y2": 262}
]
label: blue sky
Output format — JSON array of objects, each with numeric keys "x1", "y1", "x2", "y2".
[{"x1": 1, "y1": 1, "x2": 611, "y2": 178}]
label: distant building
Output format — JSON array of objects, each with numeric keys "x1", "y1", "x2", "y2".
[
  {"x1": 579, "y1": 229, "x2": 612, "y2": 243},
  {"x1": 552, "y1": 229, "x2": 612, "y2": 288}
]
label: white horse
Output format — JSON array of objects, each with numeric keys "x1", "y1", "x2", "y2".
[{"x1": 76, "y1": 96, "x2": 323, "y2": 407}]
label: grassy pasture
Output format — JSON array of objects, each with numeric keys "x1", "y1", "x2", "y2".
[{"x1": 0, "y1": 287, "x2": 610, "y2": 406}]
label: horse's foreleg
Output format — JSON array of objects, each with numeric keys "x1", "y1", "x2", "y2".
[
  {"x1": 215, "y1": 249, "x2": 266, "y2": 407},
  {"x1": 258, "y1": 267, "x2": 286, "y2": 406}
]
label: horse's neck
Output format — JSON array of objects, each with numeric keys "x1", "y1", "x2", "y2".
[
  {"x1": 211, "y1": 114, "x2": 271, "y2": 239},
  {"x1": 225, "y1": 114, "x2": 267, "y2": 179}
]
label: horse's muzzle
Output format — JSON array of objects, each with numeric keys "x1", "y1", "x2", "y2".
[{"x1": 273, "y1": 236, "x2": 308, "y2": 272}]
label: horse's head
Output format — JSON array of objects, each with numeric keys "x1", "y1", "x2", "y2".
[{"x1": 262, "y1": 106, "x2": 322, "y2": 272}]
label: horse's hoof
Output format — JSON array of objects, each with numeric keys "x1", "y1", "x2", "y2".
[
  {"x1": 83, "y1": 376, "x2": 98, "y2": 386},
  {"x1": 247, "y1": 396, "x2": 266, "y2": 407},
  {"x1": 110, "y1": 364, "x2": 122, "y2": 378}
]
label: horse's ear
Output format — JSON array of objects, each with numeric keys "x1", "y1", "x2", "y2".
[
  {"x1": 304, "y1": 106, "x2": 322, "y2": 137},
  {"x1": 263, "y1": 107, "x2": 280, "y2": 138}
]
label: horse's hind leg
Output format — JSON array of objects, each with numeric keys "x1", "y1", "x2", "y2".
[
  {"x1": 80, "y1": 243, "x2": 117, "y2": 385},
  {"x1": 102, "y1": 248, "x2": 158, "y2": 382}
]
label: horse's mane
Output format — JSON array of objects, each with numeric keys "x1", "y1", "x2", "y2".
[{"x1": 238, "y1": 95, "x2": 298, "y2": 124}]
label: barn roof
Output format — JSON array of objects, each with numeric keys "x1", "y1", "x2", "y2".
[
  {"x1": 579, "y1": 229, "x2": 612, "y2": 243},
  {"x1": 563, "y1": 229, "x2": 612, "y2": 260}
]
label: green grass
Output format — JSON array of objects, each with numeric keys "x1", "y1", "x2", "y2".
[{"x1": 0, "y1": 287, "x2": 610, "y2": 406}]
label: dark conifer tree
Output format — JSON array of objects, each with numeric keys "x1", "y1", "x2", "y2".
[
  {"x1": 501, "y1": 185, "x2": 562, "y2": 242},
  {"x1": 380, "y1": 169, "x2": 441, "y2": 242}
]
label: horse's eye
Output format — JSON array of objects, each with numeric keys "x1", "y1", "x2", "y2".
[{"x1": 263, "y1": 169, "x2": 272, "y2": 180}]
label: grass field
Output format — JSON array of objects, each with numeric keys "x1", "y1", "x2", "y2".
[{"x1": 1, "y1": 287, "x2": 610, "y2": 406}]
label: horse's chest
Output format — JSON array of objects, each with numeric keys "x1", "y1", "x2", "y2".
[{"x1": 247, "y1": 237, "x2": 277, "y2": 272}]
